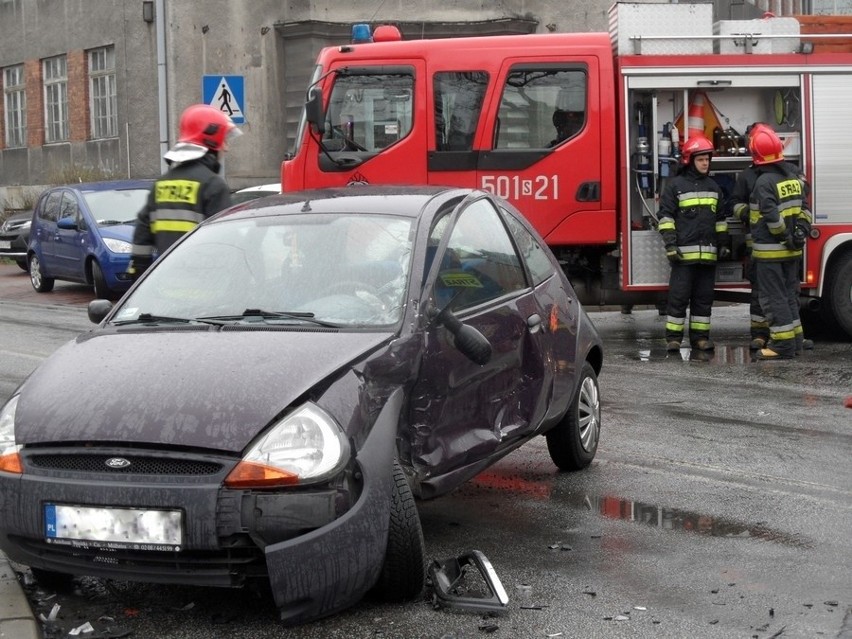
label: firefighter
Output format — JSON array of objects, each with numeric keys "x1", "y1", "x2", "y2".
[
  {"x1": 747, "y1": 127, "x2": 811, "y2": 360},
  {"x1": 657, "y1": 135, "x2": 727, "y2": 352},
  {"x1": 128, "y1": 104, "x2": 241, "y2": 280},
  {"x1": 729, "y1": 122, "x2": 814, "y2": 352}
]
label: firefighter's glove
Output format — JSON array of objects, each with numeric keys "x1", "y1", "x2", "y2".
[
  {"x1": 784, "y1": 228, "x2": 806, "y2": 251},
  {"x1": 791, "y1": 224, "x2": 808, "y2": 249},
  {"x1": 666, "y1": 246, "x2": 683, "y2": 264}
]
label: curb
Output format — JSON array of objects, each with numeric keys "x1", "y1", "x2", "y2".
[{"x1": 0, "y1": 553, "x2": 39, "y2": 639}]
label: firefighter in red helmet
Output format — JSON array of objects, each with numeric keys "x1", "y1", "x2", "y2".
[
  {"x1": 747, "y1": 127, "x2": 812, "y2": 359},
  {"x1": 128, "y1": 104, "x2": 242, "y2": 280},
  {"x1": 657, "y1": 135, "x2": 727, "y2": 353},
  {"x1": 728, "y1": 122, "x2": 814, "y2": 352}
]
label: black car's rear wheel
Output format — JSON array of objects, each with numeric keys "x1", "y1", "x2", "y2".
[
  {"x1": 372, "y1": 460, "x2": 425, "y2": 602},
  {"x1": 546, "y1": 361, "x2": 601, "y2": 471},
  {"x1": 29, "y1": 254, "x2": 54, "y2": 293}
]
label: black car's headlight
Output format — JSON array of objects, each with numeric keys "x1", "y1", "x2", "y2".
[
  {"x1": 0, "y1": 395, "x2": 22, "y2": 474},
  {"x1": 224, "y1": 402, "x2": 350, "y2": 488}
]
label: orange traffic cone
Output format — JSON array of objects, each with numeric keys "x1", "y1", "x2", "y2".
[{"x1": 687, "y1": 93, "x2": 706, "y2": 140}]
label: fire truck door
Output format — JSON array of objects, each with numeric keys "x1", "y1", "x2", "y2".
[
  {"x1": 313, "y1": 62, "x2": 428, "y2": 187},
  {"x1": 475, "y1": 58, "x2": 604, "y2": 244}
]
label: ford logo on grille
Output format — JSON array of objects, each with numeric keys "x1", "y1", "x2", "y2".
[{"x1": 105, "y1": 457, "x2": 131, "y2": 469}]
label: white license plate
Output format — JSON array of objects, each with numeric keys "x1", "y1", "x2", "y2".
[
  {"x1": 44, "y1": 503, "x2": 182, "y2": 551},
  {"x1": 0, "y1": 241, "x2": 11, "y2": 249}
]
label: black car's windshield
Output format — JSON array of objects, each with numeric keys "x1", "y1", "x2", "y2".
[{"x1": 112, "y1": 212, "x2": 414, "y2": 328}]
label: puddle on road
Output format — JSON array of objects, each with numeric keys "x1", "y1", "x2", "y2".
[
  {"x1": 636, "y1": 344, "x2": 758, "y2": 365},
  {"x1": 587, "y1": 494, "x2": 811, "y2": 548},
  {"x1": 470, "y1": 471, "x2": 808, "y2": 548}
]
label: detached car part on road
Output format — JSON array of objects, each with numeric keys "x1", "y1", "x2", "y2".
[
  {"x1": 27, "y1": 180, "x2": 153, "y2": 298},
  {"x1": 0, "y1": 185, "x2": 603, "y2": 625}
]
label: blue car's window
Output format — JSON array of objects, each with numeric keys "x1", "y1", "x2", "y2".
[
  {"x1": 115, "y1": 213, "x2": 414, "y2": 328},
  {"x1": 40, "y1": 192, "x2": 62, "y2": 222},
  {"x1": 432, "y1": 198, "x2": 526, "y2": 311}
]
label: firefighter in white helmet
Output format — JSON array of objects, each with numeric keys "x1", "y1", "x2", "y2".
[{"x1": 128, "y1": 104, "x2": 242, "y2": 280}]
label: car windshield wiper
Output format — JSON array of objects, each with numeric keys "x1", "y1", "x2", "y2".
[
  {"x1": 197, "y1": 309, "x2": 340, "y2": 327},
  {"x1": 113, "y1": 313, "x2": 225, "y2": 326}
]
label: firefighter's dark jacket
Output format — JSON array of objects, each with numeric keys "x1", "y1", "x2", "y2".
[
  {"x1": 130, "y1": 153, "x2": 231, "y2": 270},
  {"x1": 657, "y1": 164, "x2": 727, "y2": 264},
  {"x1": 748, "y1": 162, "x2": 812, "y2": 262}
]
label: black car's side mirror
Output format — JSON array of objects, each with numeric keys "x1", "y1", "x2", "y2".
[
  {"x1": 88, "y1": 299, "x2": 113, "y2": 324},
  {"x1": 437, "y1": 306, "x2": 492, "y2": 366}
]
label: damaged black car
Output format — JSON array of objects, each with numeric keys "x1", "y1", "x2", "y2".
[{"x1": 0, "y1": 185, "x2": 603, "y2": 625}]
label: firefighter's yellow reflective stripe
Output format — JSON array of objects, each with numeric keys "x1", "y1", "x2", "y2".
[
  {"x1": 767, "y1": 219, "x2": 787, "y2": 234},
  {"x1": 677, "y1": 244, "x2": 717, "y2": 262},
  {"x1": 150, "y1": 209, "x2": 205, "y2": 223},
  {"x1": 751, "y1": 243, "x2": 800, "y2": 260},
  {"x1": 733, "y1": 203, "x2": 748, "y2": 219},
  {"x1": 151, "y1": 219, "x2": 199, "y2": 234},
  {"x1": 769, "y1": 327, "x2": 796, "y2": 340},
  {"x1": 665, "y1": 321, "x2": 685, "y2": 332},
  {"x1": 775, "y1": 179, "x2": 802, "y2": 199},
  {"x1": 155, "y1": 180, "x2": 201, "y2": 205},
  {"x1": 440, "y1": 271, "x2": 483, "y2": 288},
  {"x1": 715, "y1": 221, "x2": 728, "y2": 232},
  {"x1": 677, "y1": 193, "x2": 718, "y2": 210},
  {"x1": 658, "y1": 220, "x2": 676, "y2": 231},
  {"x1": 689, "y1": 318, "x2": 711, "y2": 331}
]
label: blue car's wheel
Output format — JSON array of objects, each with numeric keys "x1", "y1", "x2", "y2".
[
  {"x1": 546, "y1": 361, "x2": 601, "y2": 471},
  {"x1": 92, "y1": 260, "x2": 112, "y2": 299},
  {"x1": 372, "y1": 460, "x2": 425, "y2": 602},
  {"x1": 28, "y1": 254, "x2": 54, "y2": 293}
]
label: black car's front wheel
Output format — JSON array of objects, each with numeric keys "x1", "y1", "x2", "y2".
[
  {"x1": 546, "y1": 361, "x2": 601, "y2": 471},
  {"x1": 371, "y1": 460, "x2": 426, "y2": 602},
  {"x1": 28, "y1": 254, "x2": 55, "y2": 293}
]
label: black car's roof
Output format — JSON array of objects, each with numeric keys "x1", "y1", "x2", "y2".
[{"x1": 216, "y1": 185, "x2": 476, "y2": 221}]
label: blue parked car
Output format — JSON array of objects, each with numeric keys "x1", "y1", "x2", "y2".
[{"x1": 27, "y1": 180, "x2": 153, "y2": 299}]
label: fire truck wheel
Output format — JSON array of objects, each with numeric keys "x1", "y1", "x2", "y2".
[
  {"x1": 825, "y1": 250, "x2": 852, "y2": 339},
  {"x1": 546, "y1": 362, "x2": 601, "y2": 471}
]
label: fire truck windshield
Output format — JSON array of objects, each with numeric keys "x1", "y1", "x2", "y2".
[{"x1": 321, "y1": 69, "x2": 414, "y2": 153}]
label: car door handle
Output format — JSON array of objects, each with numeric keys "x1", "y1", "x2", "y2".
[{"x1": 527, "y1": 313, "x2": 542, "y2": 334}]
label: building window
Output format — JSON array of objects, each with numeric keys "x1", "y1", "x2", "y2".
[
  {"x1": 3, "y1": 65, "x2": 27, "y2": 148},
  {"x1": 89, "y1": 46, "x2": 117, "y2": 139},
  {"x1": 43, "y1": 55, "x2": 68, "y2": 143}
]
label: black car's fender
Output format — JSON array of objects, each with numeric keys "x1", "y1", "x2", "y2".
[{"x1": 265, "y1": 387, "x2": 403, "y2": 625}]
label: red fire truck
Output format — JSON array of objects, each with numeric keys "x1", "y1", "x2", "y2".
[{"x1": 280, "y1": 5, "x2": 852, "y2": 339}]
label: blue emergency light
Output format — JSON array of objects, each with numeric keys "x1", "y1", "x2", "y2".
[{"x1": 351, "y1": 23, "x2": 373, "y2": 44}]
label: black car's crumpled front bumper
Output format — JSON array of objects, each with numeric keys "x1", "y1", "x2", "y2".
[{"x1": 0, "y1": 390, "x2": 402, "y2": 626}]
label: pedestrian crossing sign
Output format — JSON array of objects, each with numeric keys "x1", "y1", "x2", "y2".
[{"x1": 202, "y1": 75, "x2": 245, "y2": 124}]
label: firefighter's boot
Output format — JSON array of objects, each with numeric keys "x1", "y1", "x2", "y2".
[
  {"x1": 666, "y1": 340, "x2": 682, "y2": 352},
  {"x1": 750, "y1": 337, "x2": 767, "y2": 351},
  {"x1": 691, "y1": 338, "x2": 715, "y2": 351}
]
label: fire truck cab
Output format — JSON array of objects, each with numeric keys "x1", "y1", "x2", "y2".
[{"x1": 281, "y1": 6, "x2": 852, "y2": 340}]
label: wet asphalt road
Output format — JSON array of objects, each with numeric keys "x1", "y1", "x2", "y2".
[{"x1": 1, "y1": 263, "x2": 851, "y2": 639}]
